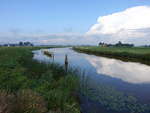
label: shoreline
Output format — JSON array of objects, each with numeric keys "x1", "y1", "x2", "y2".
[{"x1": 73, "y1": 47, "x2": 150, "y2": 66}]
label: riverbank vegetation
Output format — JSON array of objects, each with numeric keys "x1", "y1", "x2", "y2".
[
  {"x1": 0, "y1": 47, "x2": 80, "y2": 113},
  {"x1": 73, "y1": 46, "x2": 150, "y2": 65}
]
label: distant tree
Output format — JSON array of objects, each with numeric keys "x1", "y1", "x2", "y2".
[
  {"x1": 23, "y1": 42, "x2": 33, "y2": 46},
  {"x1": 98, "y1": 41, "x2": 134, "y2": 47},
  {"x1": 99, "y1": 42, "x2": 106, "y2": 46},
  {"x1": 115, "y1": 41, "x2": 134, "y2": 47},
  {"x1": 115, "y1": 41, "x2": 122, "y2": 47},
  {"x1": 118, "y1": 41, "x2": 122, "y2": 44},
  {"x1": 99, "y1": 42, "x2": 103, "y2": 46},
  {"x1": 19, "y1": 42, "x2": 24, "y2": 46}
]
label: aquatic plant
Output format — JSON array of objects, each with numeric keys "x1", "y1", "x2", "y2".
[{"x1": 80, "y1": 76, "x2": 150, "y2": 113}]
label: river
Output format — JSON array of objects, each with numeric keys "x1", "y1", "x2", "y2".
[{"x1": 33, "y1": 47, "x2": 150, "y2": 113}]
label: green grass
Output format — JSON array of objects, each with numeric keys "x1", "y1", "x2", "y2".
[
  {"x1": 0, "y1": 47, "x2": 80, "y2": 113},
  {"x1": 73, "y1": 46, "x2": 150, "y2": 65}
]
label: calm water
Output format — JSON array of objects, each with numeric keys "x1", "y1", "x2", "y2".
[{"x1": 33, "y1": 48, "x2": 150, "y2": 113}]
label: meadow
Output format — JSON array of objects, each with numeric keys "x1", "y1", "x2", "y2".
[
  {"x1": 73, "y1": 46, "x2": 150, "y2": 65},
  {"x1": 0, "y1": 47, "x2": 80, "y2": 113}
]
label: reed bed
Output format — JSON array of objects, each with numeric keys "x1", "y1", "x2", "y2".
[{"x1": 0, "y1": 47, "x2": 80, "y2": 113}]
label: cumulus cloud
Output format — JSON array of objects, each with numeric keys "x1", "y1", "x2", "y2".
[
  {"x1": 87, "y1": 6, "x2": 150, "y2": 35},
  {"x1": 87, "y1": 6, "x2": 150, "y2": 45}
]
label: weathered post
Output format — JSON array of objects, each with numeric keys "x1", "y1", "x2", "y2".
[
  {"x1": 52, "y1": 54, "x2": 54, "y2": 62},
  {"x1": 65, "y1": 54, "x2": 68, "y2": 72}
]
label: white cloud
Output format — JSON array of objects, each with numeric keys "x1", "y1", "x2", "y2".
[
  {"x1": 87, "y1": 6, "x2": 150, "y2": 35},
  {"x1": 87, "y1": 6, "x2": 150, "y2": 45}
]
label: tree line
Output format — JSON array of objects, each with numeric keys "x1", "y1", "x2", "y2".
[
  {"x1": 0, "y1": 42, "x2": 34, "y2": 47},
  {"x1": 99, "y1": 41, "x2": 134, "y2": 47}
]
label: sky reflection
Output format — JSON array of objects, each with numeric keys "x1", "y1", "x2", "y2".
[{"x1": 86, "y1": 56, "x2": 150, "y2": 84}]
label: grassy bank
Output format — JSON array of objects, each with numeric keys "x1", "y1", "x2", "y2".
[
  {"x1": 73, "y1": 46, "x2": 150, "y2": 65},
  {"x1": 0, "y1": 47, "x2": 80, "y2": 113}
]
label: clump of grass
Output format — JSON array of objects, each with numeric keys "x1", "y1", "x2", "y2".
[
  {"x1": 15, "y1": 89, "x2": 47, "y2": 113},
  {"x1": 0, "y1": 90, "x2": 14, "y2": 113},
  {"x1": 0, "y1": 90, "x2": 47, "y2": 113}
]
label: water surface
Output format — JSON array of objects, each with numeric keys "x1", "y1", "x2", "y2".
[{"x1": 33, "y1": 48, "x2": 150, "y2": 113}]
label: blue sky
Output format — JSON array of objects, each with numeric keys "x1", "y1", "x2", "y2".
[{"x1": 0, "y1": 0, "x2": 150, "y2": 45}]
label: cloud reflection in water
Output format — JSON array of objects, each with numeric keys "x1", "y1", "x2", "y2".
[{"x1": 86, "y1": 56, "x2": 150, "y2": 84}]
